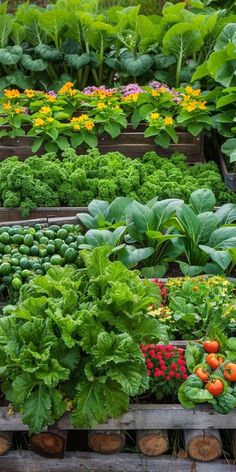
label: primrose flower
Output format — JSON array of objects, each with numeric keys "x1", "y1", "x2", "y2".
[
  {"x1": 84, "y1": 121, "x2": 95, "y2": 130},
  {"x1": 2, "y1": 102, "x2": 12, "y2": 111},
  {"x1": 121, "y1": 83, "x2": 143, "y2": 97},
  {"x1": 97, "y1": 102, "x2": 106, "y2": 110},
  {"x1": 164, "y1": 117, "x2": 174, "y2": 125},
  {"x1": 185, "y1": 86, "x2": 194, "y2": 94},
  {"x1": 150, "y1": 112, "x2": 160, "y2": 120},
  {"x1": 34, "y1": 118, "x2": 45, "y2": 127},
  {"x1": 4, "y1": 89, "x2": 20, "y2": 99},
  {"x1": 24, "y1": 89, "x2": 35, "y2": 98},
  {"x1": 58, "y1": 82, "x2": 75, "y2": 95},
  {"x1": 186, "y1": 102, "x2": 197, "y2": 112},
  {"x1": 15, "y1": 108, "x2": 24, "y2": 114},
  {"x1": 151, "y1": 90, "x2": 160, "y2": 97},
  {"x1": 39, "y1": 106, "x2": 51, "y2": 115},
  {"x1": 122, "y1": 93, "x2": 139, "y2": 103},
  {"x1": 198, "y1": 101, "x2": 207, "y2": 110},
  {"x1": 73, "y1": 124, "x2": 80, "y2": 131}
]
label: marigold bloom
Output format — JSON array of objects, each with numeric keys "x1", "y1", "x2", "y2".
[
  {"x1": 4, "y1": 89, "x2": 20, "y2": 99},
  {"x1": 192, "y1": 88, "x2": 201, "y2": 97},
  {"x1": 122, "y1": 93, "x2": 139, "y2": 103},
  {"x1": 183, "y1": 94, "x2": 191, "y2": 102},
  {"x1": 45, "y1": 93, "x2": 57, "y2": 102},
  {"x1": 58, "y1": 81, "x2": 74, "y2": 95},
  {"x1": 34, "y1": 118, "x2": 45, "y2": 126},
  {"x1": 164, "y1": 117, "x2": 174, "y2": 125},
  {"x1": 150, "y1": 112, "x2": 160, "y2": 120},
  {"x1": 2, "y1": 102, "x2": 12, "y2": 111},
  {"x1": 39, "y1": 106, "x2": 51, "y2": 115}
]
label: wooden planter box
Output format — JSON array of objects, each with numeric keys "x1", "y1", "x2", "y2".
[
  {"x1": 213, "y1": 135, "x2": 236, "y2": 192},
  {"x1": 0, "y1": 405, "x2": 235, "y2": 470},
  {"x1": 0, "y1": 207, "x2": 85, "y2": 223},
  {"x1": 0, "y1": 125, "x2": 205, "y2": 163}
]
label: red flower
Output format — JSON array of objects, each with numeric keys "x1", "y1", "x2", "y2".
[
  {"x1": 147, "y1": 361, "x2": 154, "y2": 369},
  {"x1": 170, "y1": 363, "x2": 177, "y2": 369},
  {"x1": 169, "y1": 371, "x2": 175, "y2": 377},
  {"x1": 175, "y1": 373, "x2": 181, "y2": 379},
  {"x1": 165, "y1": 375, "x2": 171, "y2": 381},
  {"x1": 180, "y1": 366, "x2": 186, "y2": 373},
  {"x1": 183, "y1": 374, "x2": 188, "y2": 380}
]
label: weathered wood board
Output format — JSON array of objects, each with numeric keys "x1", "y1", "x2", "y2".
[
  {"x1": 0, "y1": 451, "x2": 235, "y2": 472},
  {"x1": 0, "y1": 405, "x2": 236, "y2": 431}
]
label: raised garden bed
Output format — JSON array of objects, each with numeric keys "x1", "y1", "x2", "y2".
[
  {"x1": 213, "y1": 135, "x2": 236, "y2": 191},
  {"x1": 0, "y1": 452, "x2": 235, "y2": 472},
  {"x1": 0, "y1": 126, "x2": 205, "y2": 163}
]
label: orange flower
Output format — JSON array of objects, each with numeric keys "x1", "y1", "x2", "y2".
[
  {"x1": 151, "y1": 90, "x2": 159, "y2": 97},
  {"x1": 122, "y1": 93, "x2": 139, "y2": 103},
  {"x1": 4, "y1": 89, "x2": 20, "y2": 99},
  {"x1": 15, "y1": 108, "x2": 24, "y2": 114},
  {"x1": 186, "y1": 102, "x2": 197, "y2": 112},
  {"x1": 58, "y1": 82, "x2": 75, "y2": 95},
  {"x1": 85, "y1": 121, "x2": 94, "y2": 130},
  {"x1": 198, "y1": 101, "x2": 207, "y2": 110}
]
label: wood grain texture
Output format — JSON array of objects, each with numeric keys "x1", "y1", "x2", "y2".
[
  {"x1": 0, "y1": 432, "x2": 13, "y2": 455},
  {"x1": 0, "y1": 405, "x2": 236, "y2": 431},
  {"x1": 184, "y1": 429, "x2": 222, "y2": 462},
  {"x1": 88, "y1": 430, "x2": 125, "y2": 454},
  {"x1": 0, "y1": 451, "x2": 235, "y2": 472},
  {"x1": 136, "y1": 429, "x2": 169, "y2": 456}
]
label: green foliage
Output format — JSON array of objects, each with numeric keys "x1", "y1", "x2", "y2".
[
  {"x1": 0, "y1": 149, "x2": 234, "y2": 218},
  {"x1": 0, "y1": 247, "x2": 164, "y2": 432}
]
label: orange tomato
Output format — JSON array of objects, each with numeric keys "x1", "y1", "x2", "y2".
[
  {"x1": 223, "y1": 363, "x2": 236, "y2": 382},
  {"x1": 206, "y1": 379, "x2": 224, "y2": 397},
  {"x1": 203, "y1": 340, "x2": 220, "y2": 353}
]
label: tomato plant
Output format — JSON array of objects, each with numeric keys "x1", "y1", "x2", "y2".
[
  {"x1": 205, "y1": 378, "x2": 224, "y2": 397},
  {"x1": 203, "y1": 340, "x2": 220, "y2": 353},
  {"x1": 194, "y1": 366, "x2": 209, "y2": 382},
  {"x1": 223, "y1": 363, "x2": 236, "y2": 382},
  {"x1": 206, "y1": 353, "x2": 224, "y2": 370}
]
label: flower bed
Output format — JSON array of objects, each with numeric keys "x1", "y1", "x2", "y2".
[{"x1": 0, "y1": 83, "x2": 211, "y2": 159}]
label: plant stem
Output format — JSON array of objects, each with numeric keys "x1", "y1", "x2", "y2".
[{"x1": 176, "y1": 54, "x2": 182, "y2": 87}]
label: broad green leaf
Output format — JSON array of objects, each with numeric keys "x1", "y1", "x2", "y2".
[
  {"x1": 88, "y1": 199, "x2": 109, "y2": 218},
  {"x1": 189, "y1": 188, "x2": 216, "y2": 214},
  {"x1": 141, "y1": 264, "x2": 167, "y2": 278},
  {"x1": 22, "y1": 385, "x2": 52, "y2": 434},
  {"x1": 196, "y1": 212, "x2": 218, "y2": 244},
  {"x1": 21, "y1": 54, "x2": 48, "y2": 71},
  {"x1": 118, "y1": 246, "x2": 154, "y2": 268},
  {"x1": 120, "y1": 51, "x2": 153, "y2": 77},
  {"x1": 199, "y1": 245, "x2": 232, "y2": 270},
  {"x1": 221, "y1": 139, "x2": 236, "y2": 163},
  {"x1": 209, "y1": 226, "x2": 236, "y2": 248},
  {"x1": 179, "y1": 262, "x2": 204, "y2": 276},
  {"x1": 0, "y1": 15, "x2": 13, "y2": 48},
  {"x1": 176, "y1": 203, "x2": 200, "y2": 242},
  {"x1": 0, "y1": 46, "x2": 23, "y2": 65},
  {"x1": 131, "y1": 201, "x2": 156, "y2": 232},
  {"x1": 163, "y1": 23, "x2": 203, "y2": 58},
  {"x1": 215, "y1": 23, "x2": 236, "y2": 51}
]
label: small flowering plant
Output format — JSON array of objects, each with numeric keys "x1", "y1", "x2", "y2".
[
  {"x1": 141, "y1": 343, "x2": 188, "y2": 400},
  {"x1": 145, "y1": 112, "x2": 178, "y2": 148},
  {"x1": 177, "y1": 86, "x2": 212, "y2": 136}
]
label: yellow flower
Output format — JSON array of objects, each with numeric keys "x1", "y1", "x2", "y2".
[
  {"x1": 198, "y1": 101, "x2": 207, "y2": 110},
  {"x1": 47, "y1": 117, "x2": 54, "y2": 123},
  {"x1": 164, "y1": 116, "x2": 174, "y2": 125},
  {"x1": 150, "y1": 112, "x2": 160, "y2": 120},
  {"x1": 25, "y1": 89, "x2": 35, "y2": 98},
  {"x1": 122, "y1": 93, "x2": 139, "y2": 103},
  {"x1": 192, "y1": 88, "x2": 201, "y2": 97},
  {"x1": 4, "y1": 89, "x2": 20, "y2": 99},
  {"x1": 85, "y1": 121, "x2": 94, "y2": 130},
  {"x1": 73, "y1": 124, "x2": 81, "y2": 131},
  {"x1": 34, "y1": 118, "x2": 45, "y2": 126},
  {"x1": 97, "y1": 102, "x2": 106, "y2": 110},
  {"x1": 39, "y1": 106, "x2": 51, "y2": 115},
  {"x1": 45, "y1": 94, "x2": 56, "y2": 102},
  {"x1": 185, "y1": 85, "x2": 194, "y2": 94},
  {"x1": 71, "y1": 114, "x2": 89, "y2": 123},
  {"x1": 151, "y1": 90, "x2": 159, "y2": 97},
  {"x1": 2, "y1": 102, "x2": 12, "y2": 111},
  {"x1": 58, "y1": 81, "x2": 75, "y2": 95},
  {"x1": 15, "y1": 108, "x2": 23, "y2": 114},
  {"x1": 159, "y1": 86, "x2": 167, "y2": 93},
  {"x1": 183, "y1": 94, "x2": 191, "y2": 102},
  {"x1": 186, "y1": 102, "x2": 197, "y2": 112}
]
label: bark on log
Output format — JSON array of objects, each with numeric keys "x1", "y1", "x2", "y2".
[
  {"x1": 0, "y1": 432, "x2": 13, "y2": 455},
  {"x1": 30, "y1": 429, "x2": 68, "y2": 458},
  {"x1": 231, "y1": 431, "x2": 236, "y2": 459},
  {"x1": 136, "y1": 429, "x2": 169, "y2": 456},
  {"x1": 184, "y1": 429, "x2": 222, "y2": 462},
  {"x1": 88, "y1": 430, "x2": 126, "y2": 454}
]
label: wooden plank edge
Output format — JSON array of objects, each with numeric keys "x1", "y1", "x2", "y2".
[
  {"x1": 0, "y1": 405, "x2": 236, "y2": 431},
  {"x1": 0, "y1": 451, "x2": 235, "y2": 472}
]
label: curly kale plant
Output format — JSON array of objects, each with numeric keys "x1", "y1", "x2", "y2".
[
  {"x1": 0, "y1": 247, "x2": 165, "y2": 433},
  {"x1": 0, "y1": 148, "x2": 235, "y2": 216}
]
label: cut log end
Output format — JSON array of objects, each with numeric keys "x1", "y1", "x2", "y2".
[
  {"x1": 137, "y1": 430, "x2": 169, "y2": 456},
  {"x1": 88, "y1": 430, "x2": 126, "y2": 454},
  {"x1": 0, "y1": 432, "x2": 13, "y2": 456},
  {"x1": 184, "y1": 429, "x2": 222, "y2": 462},
  {"x1": 30, "y1": 430, "x2": 67, "y2": 459}
]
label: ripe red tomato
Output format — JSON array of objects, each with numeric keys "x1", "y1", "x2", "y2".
[
  {"x1": 203, "y1": 340, "x2": 220, "y2": 353},
  {"x1": 206, "y1": 354, "x2": 224, "y2": 370},
  {"x1": 223, "y1": 363, "x2": 236, "y2": 382},
  {"x1": 194, "y1": 367, "x2": 209, "y2": 382},
  {"x1": 206, "y1": 379, "x2": 224, "y2": 397}
]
